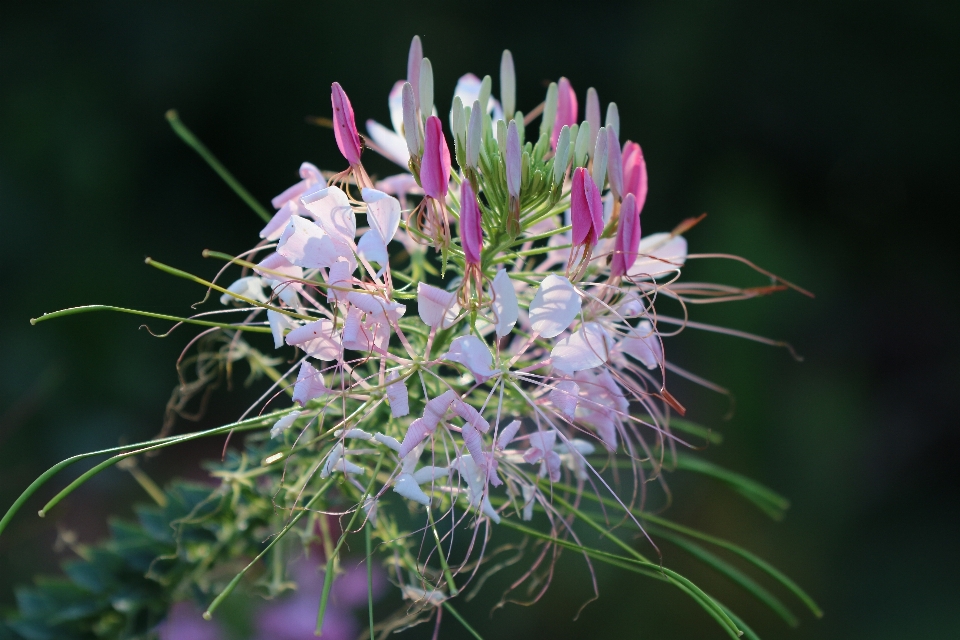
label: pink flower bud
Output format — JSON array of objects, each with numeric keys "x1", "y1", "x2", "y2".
[
  {"x1": 622, "y1": 141, "x2": 648, "y2": 213},
  {"x1": 420, "y1": 115, "x2": 451, "y2": 201},
  {"x1": 505, "y1": 119, "x2": 522, "y2": 199},
  {"x1": 459, "y1": 181, "x2": 482, "y2": 265},
  {"x1": 331, "y1": 82, "x2": 362, "y2": 166},
  {"x1": 610, "y1": 193, "x2": 641, "y2": 277},
  {"x1": 571, "y1": 167, "x2": 603, "y2": 248},
  {"x1": 606, "y1": 128, "x2": 624, "y2": 200},
  {"x1": 552, "y1": 77, "x2": 578, "y2": 149}
]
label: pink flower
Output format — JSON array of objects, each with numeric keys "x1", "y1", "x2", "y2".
[
  {"x1": 420, "y1": 115, "x2": 451, "y2": 201},
  {"x1": 552, "y1": 77, "x2": 578, "y2": 149},
  {"x1": 622, "y1": 141, "x2": 648, "y2": 212},
  {"x1": 570, "y1": 167, "x2": 603, "y2": 249},
  {"x1": 331, "y1": 82, "x2": 362, "y2": 166},
  {"x1": 459, "y1": 181, "x2": 482, "y2": 265},
  {"x1": 610, "y1": 192, "x2": 641, "y2": 277}
]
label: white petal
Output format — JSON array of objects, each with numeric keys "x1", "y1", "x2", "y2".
[
  {"x1": 361, "y1": 188, "x2": 401, "y2": 244},
  {"x1": 528, "y1": 275, "x2": 581, "y2": 338},
  {"x1": 277, "y1": 215, "x2": 348, "y2": 270},
  {"x1": 551, "y1": 322, "x2": 612, "y2": 374},
  {"x1": 334, "y1": 428, "x2": 374, "y2": 441},
  {"x1": 491, "y1": 269, "x2": 519, "y2": 337},
  {"x1": 346, "y1": 291, "x2": 406, "y2": 321},
  {"x1": 616, "y1": 292, "x2": 645, "y2": 318},
  {"x1": 267, "y1": 310, "x2": 296, "y2": 349},
  {"x1": 286, "y1": 319, "x2": 341, "y2": 360},
  {"x1": 365, "y1": 120, "x2": 409, "y2": 167},
  {"x1": 320, "y1": 443, "x2": 344, "y2": 478},
  {"x1": 332, "y1": 459, "x2": 363, "y2": 475},
  {"x1": 220, "y1": 276, "x2": 266, "y2": 305},
  {"x1": 301, "y1": 186, "x2": 356, "y2": 244},
  {"x1": 617, "y1": 320, "x2": 663, "y2": 370},
  {"x1": 412, "y1": 466, "x2": 449, "y2": 484},
  {"x1": 627, "y1": 233, "x2": 688, "y2": 279},
  {"x1": 388, "y1": 80, "x2": 404, "y2": 134},
  {"x1": 270, "y1": 410, "x2": 301, "y2": 439},
  {"x1": 393, "y1": 473, "x2": 431, "y2": 506},
  {"x1": 441, "y1": 335, "x2": 497, "y2": 381},
  {"x1": 356, "y1": 230, "x2": 389, "y2": 276},
  {"x1": 374, "y1": 432, "x2": 401, "y2": 452},
  {"x1": 326, "y1": 258, "x2": 354, "y2": 304},
  {"x1": 417, "y1": 283, "x2": 460, "y2": 329},
  {"x1": 528, "y1": 430, "x2": 557, "y2": 456}
]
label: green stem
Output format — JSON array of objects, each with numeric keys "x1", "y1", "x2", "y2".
[
  {"x1": 442, "y1": 602, "x2": 484, "y2": 640},
  {"x1": 365, "y1": 522, "x2": 375, "y2": 640},
  {"x1": 30, "y1": 305, "x2": 271, "y2": 334},
  {"x1": 203, "y1": 476, "x2": 336, "y2": 619},
  {"x1": 428, "y1": 506, "x2": 459, "y2": 596},
  {"x1": 316, "y1": 455, "x2": 384, "y2": 635},
  {"x1": 166, "y1": 109, "x2": 272, "y2": 223}
]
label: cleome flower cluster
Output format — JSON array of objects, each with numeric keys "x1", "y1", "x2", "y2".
[
  {"x1": 7, "y1": 35, "x2": 819, "y2": 639},
  {"x1": 238, "y1": 36, "x2": 702, "y2": 532}
]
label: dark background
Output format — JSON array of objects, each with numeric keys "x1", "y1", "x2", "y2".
[{"x1": 1, "y1": 1, "x2": 957, "y2": 638}]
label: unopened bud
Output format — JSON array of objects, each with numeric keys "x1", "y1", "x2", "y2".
[
  {"x1": 401, "y1": 82, "x2": 421, "y2": 158},
  {"x1": 573, "y1": 120, "x2": 592, "y2": 167},
  {"x1": 506, "y1": 120, "x2": 522, "y2": 199},
  {"x1": 553, "y1": 125, "x2": 571, "y2": 185},
  {"x1": 407, "y1": 36, "x2": 423, "y2": 106},
  {"x1": 478, "y1": 75, "x2": 492, "y2": 115},
  {"x1": 541, "y1": 82, "x2": 558, "y2": 138},
  {"x1": 500, "y1": 50, "x2": 516, "y2": 118},
  {"x1": 586, "y1": 87, "x2": 601, "y2": 150},
  {"x1": 592, "y1": 126, "x2": 608, "y2": 189},
  {"x1": 419, "y1": 58, "x2": 434, "y2": 122},
  {"x1": 605, "y1": 102, "x2": 620, "y2": 140},
  {"x1": 606, "y1": 127, "x2": 623, "y2": 199},
  {"x1": 466, "y1": 99, "x2": 483, "y2": 169}
]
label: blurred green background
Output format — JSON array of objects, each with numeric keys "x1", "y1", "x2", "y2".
[{"x1": 1, "y1": 1, "x2": 957, "y2": 638}]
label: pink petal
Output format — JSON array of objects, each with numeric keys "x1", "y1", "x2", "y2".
[
  {"x1": 420, "y1": 116, "x2": 450, "y2": 201},
  {"x1": 491, "y1": 269, "x2": 519, "y2": 337},
  {"x1": 617, "y1": 320, "x2": 663, "y2": 370},
  {"x1": 496, "y1": 420, "x2": 522, "y2": 450},
  {"x1": 528, "y1": 275, "x2": 581, "y2": 339},
  {"x1": 345, "y1": 291, "x2": 405, "y2": 321},
  {"x1": 325, "y1": 258, "x2": 354, "y2": 304},
  {"x1": 549, "y1": 380, "x2": 580, "y2": 420},
  {"x1": 292, "y1": 361, "x2": 331, "y2": 406},
  {"x1": 622, "y1": 141, "x2": 648, "y2": 212},
  {"x1": 461, "y1": 422, "x2": 484, "y2": 461},
  {"x1": 441, "y1": 335, "x2": 497, "y2": 382},
  {"x1": 301, "y1": 186, "x2": 355, "y2": 245},
  {"x1": 417, "y1": 282, "x2": 459, "y2": 329},
  {"x1": 610, "y1": 192, "x2": 641, "y2": 277},
  {"x1": 421, "y1": 389, "x2": 458, "y2": 430},
  {"x1": 571, "y1": 168, "x2": 603, "y2": 247},
  {"x1": 277, "y1": 215, "x2": 352, "y2": 270},
  {"x1": 455, "y1": 399, "x2": 490, "y2": 433},
  {"x1": 361, "y1": 188, "x2": 401, "y2": 244},
  {"x1": 459, "y1": 181, "x2": 482, "y2": 265},
  {"x1": 398, "y1": 418, "x2": 435, "y2": 458},
  {"x1": 606, "y1": 128, "x2": 624, "y2": 199},
  {"x1": 551, "y1": 322, "x2": 613, "y2": 374},
  {"x1": 386, "y1": 371, "x2": 409, "y2": 417},
  {"x1": 365, "y1": 119, "x2": 409, "y2": 167},
  {"x1": 331, "y1": 82, "x2": 362, "y2": 166},
  {"x1": 285, "y1": 319, "x2": 341, "y2": 360},
  {"x1": 626, "y1": 233, "x2": 688, "y2": 279}
]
